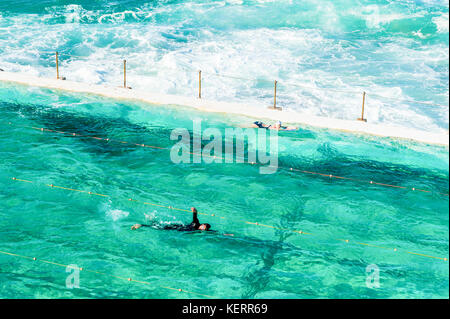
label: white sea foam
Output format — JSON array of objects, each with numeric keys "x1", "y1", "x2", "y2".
[
  {"x1": 0, "y1": 1, "x2": 448, "y2": 134},
  {"x1": 433, "y1": 13, "x2": 449, "y2": 33},
  {"x1": 354, "y1": 5, "x2": 426, "y2": 29},
  {"x1": 144, "y1": 211, "x2": 157, "y2": 222},
  {"x1": 63, "y1": 4, "x2": 84, "y2": 23},
  {"x1": 105, "y1": 208, "x2": 130, "y2": 221}
]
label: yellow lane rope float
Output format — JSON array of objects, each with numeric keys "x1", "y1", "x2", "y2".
[
  {"x1": 0, "y1": 249, "x2": 213, "y2": 298},
  {"x1": 8, "y1": 177, "x2": 449, "y2": 262},
  {"x1": 5, "y1": 122, "x2": 449, "y2": 197}
]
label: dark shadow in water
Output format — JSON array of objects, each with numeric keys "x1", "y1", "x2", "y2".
[
  {"x1": 239, "y1": 200, "x2": 304, "y2": 298},
  {"x1": 1, "y1": 101, "x2": 175, "y2": 156},
  {"x1": 2, "y1": 100, "x2": 448, "y2": 193},
  {"x1": 278, "y1": 141, "x2": 449, "y2": 195}
]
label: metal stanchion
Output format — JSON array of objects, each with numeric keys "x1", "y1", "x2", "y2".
[{"x1": 357, "y1": 91, "x2": 367, "y2": 122}]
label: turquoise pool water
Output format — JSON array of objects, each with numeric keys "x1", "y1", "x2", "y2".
[{"x1": 0, "y1": 82, "x2": 448, "y2": 298}]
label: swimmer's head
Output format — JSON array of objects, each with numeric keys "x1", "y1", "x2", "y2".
[
  {"x1": 274, "y1": 121, "x2": 282, "y2": 128},
  {"x1": 198, "y1": 223, "x2": 211, "y2": 231}
]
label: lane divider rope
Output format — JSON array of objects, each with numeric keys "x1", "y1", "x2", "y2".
[
  {"x1": 8, "y1": 176, "x2": 449, "y2": 262},
  {"x1": 0, "y1": 249, "x2": 214, "y2": 298},
  {"x1": 5, "y1": 122, "x2": 449, "y2": 197}
]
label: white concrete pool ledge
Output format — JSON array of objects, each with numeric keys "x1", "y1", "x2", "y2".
[{"x1": 1, "y1": 70, "x2": 448, "y2": 146}]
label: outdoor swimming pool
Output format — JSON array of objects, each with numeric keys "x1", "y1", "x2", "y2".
[{"x1": 0, "y1": 82, "x2": 448, "y2": 298}]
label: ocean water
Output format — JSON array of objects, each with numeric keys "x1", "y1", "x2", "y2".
[
  {"x1": 0, "y1": 0, "x2": 448, "y2": 131},
  {"x1": 0, "y1": 1, "x2": 449, "y2": 299}
]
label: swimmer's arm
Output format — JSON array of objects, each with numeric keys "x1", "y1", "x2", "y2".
[
  {"x1": 270, "y1": 126, "x2": 297, "y2": 131},
  {"x1": 131, "y1": 224, "x2": 151, "y2": 230},
  {"x1": 191, "y1": 210, "x2": 200, "y2": 226}
]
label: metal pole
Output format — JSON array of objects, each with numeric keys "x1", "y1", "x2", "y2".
[
  {"x1": 273, "y1": 80, "x2": 277, "y2": 109},
  {"x1": 199, "y1": 70, "x2": 202, "y2": 99},
  {"x1": 123, "y1": 60, "x2": 126, "y2": 88},
  {"x1": 357, "y1": 91, "x2": 367, "y2": 122},
  {"x1": 55, "y1": 52, "x2": 59, "y2": 79}
]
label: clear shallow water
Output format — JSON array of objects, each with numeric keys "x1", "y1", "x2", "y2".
[
  {"x1": 0, "y1": 0, "x2": 448, "y2": 132},
  {"x1": 0, "y1": 82, "x2": 448, "y2": 298}
]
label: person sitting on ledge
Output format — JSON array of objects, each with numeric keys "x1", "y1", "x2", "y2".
[
  {"x1": 131, "y1": 207, "x2": 212, "y2": 232},
  {"x1": 251, "y1": 120, "x2": 297, "y2": 131}
]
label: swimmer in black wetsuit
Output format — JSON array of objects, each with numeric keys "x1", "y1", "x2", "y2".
[
  {"x1": 251, "y1": 120, "x2": 297, "y2": 131},
  {"x1": 131, "y1": 207, "x2": 211, "y2": 231},
  {"x1": 252, "y1": 121, "x2": 270, "y2": 129}
]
